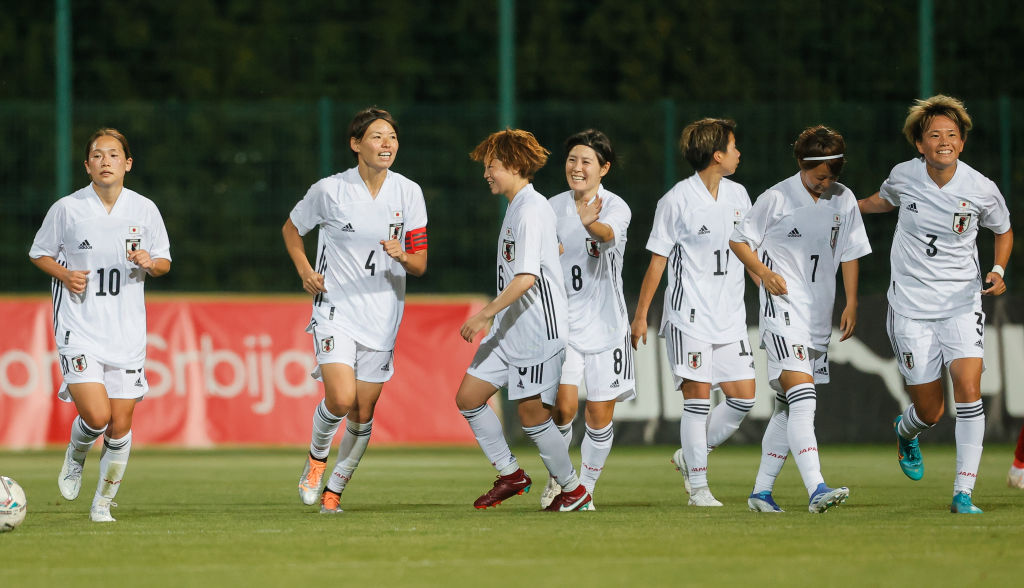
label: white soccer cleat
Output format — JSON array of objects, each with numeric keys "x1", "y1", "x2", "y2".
[
  {"x1": 808, "y1": 483, "x2": 849, "y2": 514},
  {"x1": 671, "y1": 448, "x2": 692, "y2": 494},
  {"x1": 58, "y1": 445, "x2": 85, "y2": 501},
  {"x1": 298, "y1": 454, "x2": 327, "y2": 506},
  {"x1": 90, "y1": 498, "x2": 117, "y2": 523},
  {"x1": 1008, "y1": 465, "x2": 1024, "y2": 489},
  {"x1": 688, "y1": 486, "x2": 723, "y2": 507},
  {"x1": 539, "y1": 476, "x2": 561, "y2": 509}
]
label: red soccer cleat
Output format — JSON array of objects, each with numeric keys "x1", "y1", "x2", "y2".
[
  {"x1": 543, "y1": 484, "x2": 594, "y2": 512},
  {"x1": 474, "y1": 469, "x2": 532, "y2": 509}
]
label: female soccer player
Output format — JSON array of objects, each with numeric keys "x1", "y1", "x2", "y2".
[
  {"x1": 283, "y1": 107, "x2": 428, "y2": 513},
  {"x1": 730, "y1": 125, "x2": 871, "y2": 513},
  {"x1": 541, "y1": 130, "x2": 633, "y2": 508},
  {"x1": 859, "y1": 95, "x2": 1012, "y2": 513},
  {"x1": 456, "y1": 128, "x2": 592, "y2": 512},
  {"x1": 631, "y1": 119, "x2": 756, "y2": 507},
  {"x1": 30, "y1": 128, "x2": 172, "y2": 522}
]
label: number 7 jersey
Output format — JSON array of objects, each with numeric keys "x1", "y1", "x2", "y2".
[{"x1": 29, "y1": 186, "x2": 172, "y2": 367}]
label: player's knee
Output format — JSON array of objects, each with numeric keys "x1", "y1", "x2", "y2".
[
  {"x1": 918, "y1": 405, "x2": 943, "y2": 425},
  {"x1": 550, "y1": 401, "x2": 576, "y2": 426}
]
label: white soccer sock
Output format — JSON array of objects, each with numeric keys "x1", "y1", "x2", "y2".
[
  {"x1": 897, "y1": 404, "x2": 932, "y2": 440},
  {"x1": 752, "y1": 392, "x2": 790, "y2": 494},
  {"x1": 94, "y1": 430, "x2": 132, "y2": 502},
  {"x1": 324, "y1": 419, "x2": 373, "y2": 495},
  {"x1": 707, "y1": 397, "x2": 755, "y2": 450},
  {"x1": 954, "y1": 400, "x2": 985, "y2": 495},
  {"x1": 579, "y1": 422, "x2": 613, "y2": 494},
  {"x1": 460, "y1": 405, "x2": 518, "y2": 475},
  {"x1": 785, "y1": 383, "x2": 825, "y2": 496},
  {"x1": 523, "y1": 418, "x2": 579, "y2": 491},
  {"x1": 70, "y1": 416, "x2": 106, "y2": 461},
  {"x1": 681, "y1": 399, "x2": 711, "y2": 488},
  {"x1": 557, "y1": 421, "x2": 574, "y2": 449},
  {"x1": 309, "y1": 400, "x2": 345, "y2": 461}
]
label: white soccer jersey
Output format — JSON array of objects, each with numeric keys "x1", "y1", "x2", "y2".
[
  {"x1": 486, "y1": 183, "x2": 568, "y2": 364},
  {"x1": 290, "y1": 167, "x2": 427, "y2": 351},
  {"x1": 880, "y1": 158, "x2": 1011, "y2": 319},
  {"x1": 647, "y1": 173, "x2": 751, "y2": 344},
  {"x1": 549, "y1": 186, "x2": 630, "y2": 354},
  {"x1": 29, "y1": 185, "x2": 171, "y2": 368},
  {"x1": 732, "y1": 173, "x2": 871, "y2": 350}
]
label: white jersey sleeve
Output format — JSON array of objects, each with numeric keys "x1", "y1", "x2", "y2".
[
  {"x1": 29, "y1": 200, "x2": 68, "y2": 260},
  {"x1": 289, "y1": 178, "x2": 331, "y2": 236}
]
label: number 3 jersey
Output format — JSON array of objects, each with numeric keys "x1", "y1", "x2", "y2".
[
  {"x1": 29, "y1": 185, "x2": 172, "y2": 367},
  {"x1": 879, "y1": 158, "x2": 1011, "y2": 319},
  {"x1": 731, "y1": 173, "x2": 871, "y2": 351},
  {"x1": 290, "y1": 167, "x2": 427, "y2": 351},
  {"x1": 549, "y1": 187, "x2": 631, "y2": 354},
  {"x1": 647, "y1": 173, "x2": 751, "y2": 344}
]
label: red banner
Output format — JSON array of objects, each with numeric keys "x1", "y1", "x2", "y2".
[{"x1": 0, "y1": 296, "x2": 484, "y2": 448}]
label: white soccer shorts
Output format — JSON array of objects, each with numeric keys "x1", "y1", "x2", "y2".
[
  {"x1": 559, "y1": 339, "x2": 636, "y2": 403},
  {"x1": 467, "y1": 341, "x2": 564, "y2": 404},
  {"x1": 664, "y1": 323, "x2": 756, "y2": 389},
  {"x1": 886, "y1": 305, "x2": 985, "y2": 385},
  {"x1": 760, "y1": 329, "x2": 829, "y2": 391},
  {"x1": 57, "y1": 351, "x2": 148, "y2": 401},
  {"x1": 309, "y1": 325, "x2": 394, "y2": 384}
]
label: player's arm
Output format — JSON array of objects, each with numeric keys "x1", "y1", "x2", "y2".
[
  {"x1": 858, "y1": 192, "x2": 896, "y2": 215},
  {"x1": 838, "y1": 258, "x2": 860, "y2": 341},
  {"x1": 460, "y1": 273, "x2": 536, "y2": 342},
  {"x1": 29, "y1": 255, "x2": 89, "y2": 294},
  {"x1": 126, "y1": 250, "x2": 170, "y2": 277},
  {"x1": 282, "y1": 218, "x2": 326, "y2": 295},
  {"x1": 630, "y1": 254, "x2": 666, "y2": 349},
  {"x1": 982, "y1": 227, "x2": 1013, "y2": 296},
  {"x1": 380, "y1": 226, "x2": 428, "y2": 277},
  {"x1": 579, "y1": 196, "x2": 615, "y2": 242},
  {"x1": 729, "y1": 240, "x2": 787, "y2": 295}
]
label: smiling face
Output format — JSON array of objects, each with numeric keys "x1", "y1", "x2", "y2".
[
  {"x1": 916, "y1": 114, "x2": 964, "y2": 172},
  {"x1": 565, "y1": 144, "x2": 609, "y2": 196},
  {"x1": 800, "y1": 162, "x2": 837, "y2": 198},
  {"x1": 84, "y1": 135, "x2": 132, "y2": 189},
  {"x1": 483, "y1": 157, "x2": 523, "y2": 199},
  {"x1": 351, "y1": 118, "x2": 398, "y2": 171}
]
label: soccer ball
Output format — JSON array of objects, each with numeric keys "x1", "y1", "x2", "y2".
[{"x1": 1, "y1": 476, "x2": 27, "y2": 532}]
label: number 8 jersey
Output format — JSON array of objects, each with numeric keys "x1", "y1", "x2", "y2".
[
  {"x1": 290, "y1": 168, "x2": 428, "y2": 351},
  {"x1": 29, "y1": 186, "x2": 172, "y2": 367},
  {"x1": 880, "y1": 158, "x2": 1011, "y2": 319}
]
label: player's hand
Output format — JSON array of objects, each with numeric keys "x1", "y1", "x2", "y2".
[
  {"x1": 380, "y1": 239, "x2": 408, "y2": 264},
  {"x1": 981, "y1": 272, "x2": 1006, "y2": 296},
  {"x1": 61, "y1": 269, "x2": 90, "y2": 294},
  {"x1": 630, "y1": 314, "x2": 648, "y2": 349},
  {"x1": 759, "y1": 270, "x2": 788, "y2": 296},
  {"x1": 839, "y1": 305, "x2": 857, "y2": 341},
  {"x1": 460, "y1": 313, "x2": 489, "y2": 342},
  {"x1": 128, "y1": 248, "x2": 155, "y2": 270},
  {"x1": 300, "y1": 268, "x2": 327, "y2": 295},
  {"x1": 579, "y1": 196, "x2": 603, "y2": 227}
]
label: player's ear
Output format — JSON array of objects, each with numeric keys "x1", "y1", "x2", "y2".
[{"x1": 124, "y1": 158, "x2": 133, "y2": 172}]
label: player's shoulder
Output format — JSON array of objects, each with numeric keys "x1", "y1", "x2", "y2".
[
  {"x1": 720, "y1": 177, "x2": 751, "y2": 203},
  {"x1": 599, "y1": 186, "x2": 631, "y2": 214},
  {"x1": 887, "y1": 158, "x2": 921, "y2": 182},
  {"x1": 548, "y1": 190, "x2": 573, "y2": 212},
  {"x1": 954, "y1": 160, "x2": 999, "y2": 192},
  {"x1": 385, "y1": 169, "x2": 422, "y2": 191}
]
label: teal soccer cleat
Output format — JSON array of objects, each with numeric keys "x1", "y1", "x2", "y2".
[
  {"x1": 950, "y1": 492, "x2": 983, "y2": 514},
  {"x1": 893, "y1": 416, "x2": 924, "y2": 481}
]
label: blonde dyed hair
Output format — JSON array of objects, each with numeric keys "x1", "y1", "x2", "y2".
[
  {"x1": 679, "y1": 118, "x2": 735, "y2": 172},
  {"x1": 903, "y1": 95, "x2": 973, "y2": 146},
  {"x1": 470, "y1": 128, "x2": 549, "y2": 180}
]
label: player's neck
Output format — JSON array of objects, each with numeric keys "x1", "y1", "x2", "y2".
[
  {"x1": 358, "y1": 165, "x2": 389, "y2": 197},
  {"x1": 697, "y1": 168, "x2": 723, "y2": 199},
  {"x1": 90, "y1": 183, "x2": 124, "y2": 213},
  {"x1": 503, "y1": 179, "x2": 530, "y2": 202},
  {"x1": 925, "y1": 160, "x2": 957, "y2": 188},
  {"x1": 573, "y1": 187, "x2": 599, "y2": 205}
]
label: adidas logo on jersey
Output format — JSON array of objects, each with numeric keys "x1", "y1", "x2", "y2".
[
  {"x1": 906, "y1": 202, "x2": 918, "y2": 213},
  {"x1": 787, "y1": 228, "x2": 801, "y2": 238},
  {"x1": 609, "y1": 379, "x2": 620, "y2": 388},
  {"x1": 341, "y1": 223, "x2": 355, "y2": 232},
  {"x1": 698, "y1": 225, "x2": 710, "y2": 235},
  {"x1": 78, "y1": 240, "x2": 93, "y2": 250}
]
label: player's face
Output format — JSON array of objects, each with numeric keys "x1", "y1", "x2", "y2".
[
  {"x1": 84, "y1": 135, "x2": 132, "y2": 189},
  {"x1": 565, "y1": 145, "x2": 609, "y2": 195},
  {"x1": 716, "y1": 132, "x2": 741, "y2": 176},
  {"x1": 351, "y1": 119, "x2": 398, "y2": 171},
  {"x1": 800, "y1": 162, "x2": 837, "y2": 198},
  {"x1": 916, "y1": 115, "x2": 964, "y2": 172},
  {"x1": 482, "y1": 157, "x2": 520, "y2": 198}
]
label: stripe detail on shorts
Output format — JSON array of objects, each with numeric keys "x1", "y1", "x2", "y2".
[{"x1": 769, "y1": 332, "x2": 789, "y2": 359}]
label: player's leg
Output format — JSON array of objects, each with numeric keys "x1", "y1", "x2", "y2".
[
  {"x1": 579, "y1": 399, "x2": 615, "y2": 495},
  {"x1": 321, "y1": 377, "x2": 384, "y2": 513},
  {"x1": 707, "y1": 338, "x2": 757, "y2": 451},
  {"x1": 679, "y1": 379, "x2": 720, "y2": 506},
  {"x1": 888, "y1": 307, "x2": 940, "y2": 481},
  {"x1": 749, "y1": 387, "x2": 788, "y2": 513},
  {"x1": 299, "y1": 362, "x2": 355, "y2": 505},
  {"x1": 577, "y1": 336, "x2": 634, "y2": 502},
  {"x1": 62, "y1": 381, "x2": 110, "y2": 501},
  {"x1": 542, "y1": 348, "x2": 582, "y2": 506},
  {"x1": 1009, "y1": 422, "x2": 1024, "y2": 489},
  {"x1": 665, "y1": 327, "x2": 711, "y2": 495},
  {"x1": 949, "y1": 356, "x2": 985, "y2": 513},
  {"x1": 90, "y1": 396, "x2": 136, "y2": 522}
]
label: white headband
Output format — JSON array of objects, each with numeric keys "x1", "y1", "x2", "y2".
[{"x1": 802, "y1": 154, "x2": 844, "y2": 161}]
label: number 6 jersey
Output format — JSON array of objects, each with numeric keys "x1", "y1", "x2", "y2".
[
  {"x1": 289, "y1": 167, "x2": 428, "y2": 351},
  {"x1": 29, "y1": 186, "x2": 172, "y2": 367},
  {"x1": 879, "y1": 158, "x2": 1010, "y2": 319}
]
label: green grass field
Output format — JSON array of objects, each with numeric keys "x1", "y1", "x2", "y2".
[{"x1": 2, "y1": 444, "x2": 1023, "y2": 587}]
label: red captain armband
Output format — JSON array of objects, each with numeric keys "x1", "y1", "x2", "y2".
[{"x1": 404, "y1": 227, "x2": 428, "y2": 253}]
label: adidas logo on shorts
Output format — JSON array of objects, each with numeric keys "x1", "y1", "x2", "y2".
[
  {"x1": 787, "y1": 228, "x2": 801, "y2": 238},
  {"x1": 814, "y1": 366, "x2": 828, "y2": 375},
  {"x1": 609, "y1": 379, "x2": 620, "y2": 388},
  {"x1": 975, "y1": 339, "x2": 984, "y2": 348},
  {"x1": 134, "y1": 377, "x2": 143, "y2": 387},
  {"x1": 517, "y1": 379, "x2": 525, "y2": 389},
  {"x1": 341, "y1": 223, "x2": 355, "y2": 232},
  {"x1": 906, "y1": 202, "x2": 918, "y2": 213},
  {"x1": 697, "y1": 225, "x2": 710, "y2": 235},
  {"x1": 78, "y1": 240, "x2": 93, "y2": 249}
]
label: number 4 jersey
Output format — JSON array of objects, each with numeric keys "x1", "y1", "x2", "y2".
[
  {"x1": 290, "y1": 167, "x2": 428, "y2": 351},
  {"x1": 880, "y1": 158, "x2": 1011, "y2": 319},
  {"x1": 29, "y1": 185, "x2": 172, "y2": 367}
]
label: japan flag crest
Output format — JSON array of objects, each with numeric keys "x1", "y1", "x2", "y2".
[
  {"x1": 687, "y1": 352, "x2": 702, "y2": 369},
  {"x1": 320, "y1": 336, "x2": 334, "y2": 353}
]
